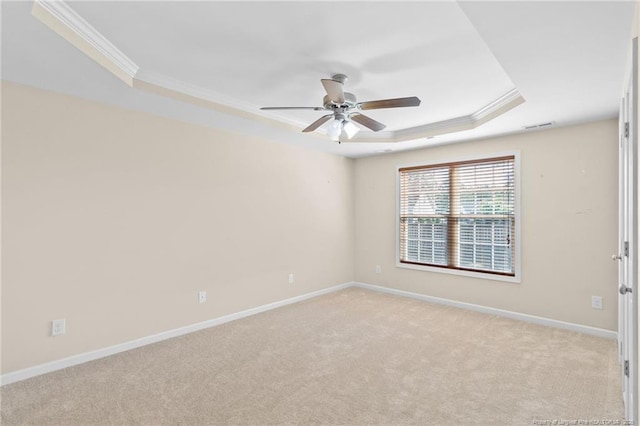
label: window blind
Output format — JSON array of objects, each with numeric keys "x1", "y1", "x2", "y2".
[{"x1": 399, "y1": 156, "x2": 515, "y2": 276}]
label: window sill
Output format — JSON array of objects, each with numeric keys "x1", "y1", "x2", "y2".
[{"x1": 396, "y1": 261, "x2": 521, "y2": 283}]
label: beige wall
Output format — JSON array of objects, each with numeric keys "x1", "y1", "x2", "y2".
[
  {"x1": 0, "y1": 80, "x2": 620, "y2": 376},
  {"x1": 1, "y1": 82, "x2": 355, "y2": 374},
  {"x1": 355, "y1": 120, "x2": 619, "y2": 331}
]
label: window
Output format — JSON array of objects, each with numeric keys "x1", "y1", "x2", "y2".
[{"x1": 398, "y1": 155, "x2": 517, "y2": 279}]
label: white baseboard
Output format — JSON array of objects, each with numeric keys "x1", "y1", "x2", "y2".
[
  {"x1": 0, "y1": 282, "x2": 354, "y2": 386},
  {"x1": 2, "y1": 280, "x2": 617, "y2": 386},
  {"x1": 353, "y1": 282, "x2": 618, "y2": 340}
]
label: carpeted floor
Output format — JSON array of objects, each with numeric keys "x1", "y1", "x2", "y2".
[{"x1": 1, "y1": 287, "x2": 624, "y2": 425}]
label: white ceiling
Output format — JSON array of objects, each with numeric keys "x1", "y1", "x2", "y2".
[{"x1": 1, "y1": 1, "x2": 635, "y2": 158}]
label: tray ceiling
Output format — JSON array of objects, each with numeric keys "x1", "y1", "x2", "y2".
[{"x1": 1, "y1": 1, "x2": 635, "y2": 157}]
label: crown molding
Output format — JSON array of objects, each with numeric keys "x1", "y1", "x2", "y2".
[
  {"x1": 133, "y1": 70, "x2": 312, "y2": 133},
  {"x1": 349, "y1": 89, "x2": 525, "y2": 143},
  {"x1": 32, "y1": 0, "x2": 139, "y2": 86},
  {"x1": 473, "y1": 88, "x2": 523, "y2": 121}
]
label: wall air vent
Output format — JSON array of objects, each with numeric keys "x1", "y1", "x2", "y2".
[{"x1": 523, "y1": 121, "x2": 555, "y2": 130}]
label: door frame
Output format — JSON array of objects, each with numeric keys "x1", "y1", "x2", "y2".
[{"x1": 619, "y1": 36, "x2": 638, "y2": 423}]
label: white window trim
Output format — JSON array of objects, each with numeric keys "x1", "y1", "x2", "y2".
[{"x1": 395, "y1": 151, "x2": 522, "y2": 284}]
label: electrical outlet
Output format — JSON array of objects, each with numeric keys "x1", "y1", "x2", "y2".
[
  {"x1": 51, "y1": 319, "x2": 66, "y2": 336},
  {"x1": 375, "y1": 265, "x2": 382, "y2": 274},
  {"x1": 591, "y1": 296, "x2": 603, "y2": 310},
  {"x1": 198, "y1": 291, "x2": 207, "y2": 304},
  {"x1": 288, "y1": 273, "x2": 294, "y2": 284}
]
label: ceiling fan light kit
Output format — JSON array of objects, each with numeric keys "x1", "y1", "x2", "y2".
[
  {"x1": 324, "y1": 112, "x2": 360, "y2": 142},
  {"x1": 260, "y1": 74, "x2": 421, "y2": 142},
  {"x1": 327, "y1": 116, "x2": 344, "y2": 141}
]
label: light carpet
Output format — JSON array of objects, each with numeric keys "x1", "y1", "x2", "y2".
[{"x1": 1, "y1": 287, "x2": 624, "y2": 425}]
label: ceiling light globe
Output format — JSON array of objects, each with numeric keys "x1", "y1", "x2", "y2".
[
  {"x1": 342, "y1": 121, "x2": 360, "y2": 139},
  {"x1": 327, "y1": 118, "x2": 343, "y2": 141}
]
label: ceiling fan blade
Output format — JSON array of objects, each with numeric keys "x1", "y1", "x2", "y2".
[
  {"x1": 302, "y1": 114, "x2": 333, "y2": 133},
  {"x1": 358, "y1": 96, "x2": 421, "y2": 110},
  {"x1": 351, "y1": 113, "x2": 386, "y2": 132},
  {"x1": 321, "y1": 79, "x2": 345, "y2": 104},
  {"x1": 260, "y1": 106, "x2": 325, "y2": 111}
]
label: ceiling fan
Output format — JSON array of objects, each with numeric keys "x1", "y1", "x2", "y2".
[{"x1": 260, "y1": 74, "x2": 421, "y2": 142}]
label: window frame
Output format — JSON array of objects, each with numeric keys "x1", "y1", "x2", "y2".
[{"x1": 396, "y1": 151, "x2": 521, "y2": 283}]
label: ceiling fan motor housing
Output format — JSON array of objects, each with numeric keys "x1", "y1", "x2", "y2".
[{"x1": 323, "y1": 92, "x2": 357, "y2": 110}]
